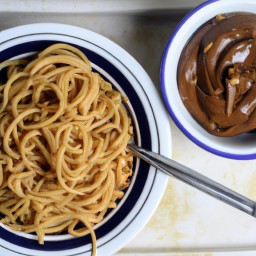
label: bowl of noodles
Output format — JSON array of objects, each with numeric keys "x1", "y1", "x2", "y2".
[{"x1": 0, "y1": 24, "x2": 171, "y2": 256}]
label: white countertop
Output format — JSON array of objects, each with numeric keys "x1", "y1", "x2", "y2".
[
  {"x1": 0, "y1": 0, "x2": 206, "y2": 13},
  {"x1": 1, "y1": 1, "x2": 256, "y2": 255}
]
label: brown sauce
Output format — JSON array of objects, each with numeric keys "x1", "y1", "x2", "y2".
[{"x1": 178, "y1": 13, "x2": 256, "y2": 136}]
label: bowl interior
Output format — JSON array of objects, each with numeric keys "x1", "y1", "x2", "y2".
[
  {"x1": 0, "y1": 33, "x2": 161, "y2": 255},
  {"x1": 161, "y1": 0, "x2": 256, "y2": 160}
]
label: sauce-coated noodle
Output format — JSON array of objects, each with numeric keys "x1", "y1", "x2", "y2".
[{"x1": 0, "y1": 44, "x2": 133, "y2": 256}]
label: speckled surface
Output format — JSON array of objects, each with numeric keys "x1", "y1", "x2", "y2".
[{"x1": 122, "y1": 120, "x2": 256, "y2": 254}]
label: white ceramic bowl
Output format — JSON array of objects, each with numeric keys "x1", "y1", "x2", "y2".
[
  {"x1": 0, "y1": 23, "x2": 171, "y2": 256},
  {"x1": 161, "y1": 0, "x2": 256, "y2": 160}
]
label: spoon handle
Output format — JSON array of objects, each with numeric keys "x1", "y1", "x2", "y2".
[{"x1": 129, "y1": 142, "x2": 256, "y2": 217}]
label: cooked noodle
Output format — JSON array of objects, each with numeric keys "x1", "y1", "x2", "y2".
[{"x1": 0, "y1": 43, "x2": 133, "y2": 256}]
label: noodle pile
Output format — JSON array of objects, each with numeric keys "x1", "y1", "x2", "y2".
[{"x1": 0, "y1": 43, "x2": 133, "y2": 255}]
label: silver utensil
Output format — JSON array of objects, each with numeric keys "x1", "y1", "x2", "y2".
[{"x1": 128, "y1": 141, "x2": 256, "y2": 217}]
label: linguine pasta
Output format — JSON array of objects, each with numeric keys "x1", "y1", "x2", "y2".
[{"x1": 0, "y1": 43, "x2": 133, "y2": 255}]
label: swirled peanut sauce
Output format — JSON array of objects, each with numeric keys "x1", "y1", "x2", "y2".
[{"x1": 178, "y1": 13, "x2": 256, "y2": 136}]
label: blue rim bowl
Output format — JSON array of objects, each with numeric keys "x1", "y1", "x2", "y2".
[{"x1": 160, "y1": 0, "x2": 256, "y2": 160}]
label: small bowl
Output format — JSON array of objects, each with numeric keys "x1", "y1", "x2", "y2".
[
  {"x1": 0, "y1": 23, "x2": 171, "y2": 256},
  {"x1": 160, "y1": 0, "x2": 256, "y2": 160}
]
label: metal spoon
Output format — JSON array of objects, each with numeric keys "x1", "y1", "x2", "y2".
[{"x1": 128, "y1": 141, "x2": 256, "y2": 217}]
